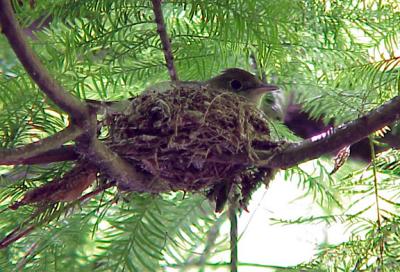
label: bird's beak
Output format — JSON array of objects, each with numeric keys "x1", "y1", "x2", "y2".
[
  {"x1": 256, "y1": 83, "x2": 280, "y2": 93},
  {"x1": 246, "y1": 83, "x2": 280, "y2": 99}
]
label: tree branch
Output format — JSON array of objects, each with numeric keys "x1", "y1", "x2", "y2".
[
  {"x1": 0, "y1": 0, "x2": 89, "y2": 123},
  {"x1": 2, "y1": 0, "x2": 400, "y2": 195},
  {"x1": 229, "y1": 198, "x2": 238, "y2": 272},
  {"x1": 151, "y1": 0, "x2": 178, "y2": 81},
  {"x1": 15, "y1": 145, "x2": 79, "y2": 164},
  {"x1": 0, "y1": 125, "x2": 82, "y2": 165},
  {"x1": 0, "y1": 182, "x2": 114, "y2": 249},
  {"x1": 0, "y1": 0, "x2": 150, "y2": 193},
  {"x1": 261, "y1": 96, "x2": 400, "y2": 169},
  {"x1": 88, "y1": 139, "x2": 167, "y2": 193},
  {"x1": 15, "y1": 241, "x2": 38, "y2": 270}
]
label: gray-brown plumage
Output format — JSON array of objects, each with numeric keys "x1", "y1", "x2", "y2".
[
  {"x1": 16, "y1": 68, "x2": 278, "y2": 213},
  {"x1": 206, "y1": 68, "x2": 279, "y2": 105},
  {"x1": 86, "y1": 68, "x2": 279, "y2": 111}
]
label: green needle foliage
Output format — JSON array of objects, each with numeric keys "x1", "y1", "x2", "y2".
[{"x1": 1, "y1": 0, "x2": 400, "y2": 271}]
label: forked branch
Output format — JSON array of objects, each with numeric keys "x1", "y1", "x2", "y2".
[
  {"x1": 0, "y1": 125, "x2": 82, "y2": 165},
  {"x1": 0, "y1": 0, "x2": 88, "y2": 123},
  {"x1": 1, "y1": 0, "x2": 400, "y2": 185},
  {"x1": 0, "y1": 0, "x2": 148, "y2": 189}
]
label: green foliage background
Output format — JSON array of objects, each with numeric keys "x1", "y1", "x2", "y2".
[{"x1": 0, "y1": 0, "x2": 400, "y2": 271}]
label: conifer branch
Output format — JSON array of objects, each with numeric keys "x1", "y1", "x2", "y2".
[
  {"x1": 0, "y1": 0, "x2": 89, "y2": 123},
  {"x1": 261, "y1": 96, "x2": 400, "y2": 169},
  {"x1": 0, "y1": 125, "x2": 82, "y2": 165},
  {"x1": 15, "y1": 241, "x2": 38, "y2": 270},
  {"x1": 229, "y1": 199, "x2": 238, "y2": 272},
  {"x1": 88, "y1": 139, "x2": 166, "y2": 192},
  {"x1": 0, "y1": 182, "x2": 114, "y2": 248},
  {"x1": 0, "y1": 225, "x2": 35, "y2": 249},
  {"x1": 8, "y1": 94, "x2": 400, "y2": 176},
  {"x1": 0, "y1": 0, "x2": 150, "y2": 190},
  {"x1": 151, "y1": 0, "x2": 178, "y2": 81}
]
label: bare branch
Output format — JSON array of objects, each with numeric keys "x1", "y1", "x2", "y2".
[
  {"x1": 15, "y1": 242, "x2": 38, "y2": 270},
  {"x1": 151, "y1": 0, "x2": 178, "y2": 81},
  {"x1": 0, "y1": 0, "x2": 150, "y2": 194},
  {"x1": 0, "y1": 125, "x2": 82, "y2": 165},
  {"x1": 197, "y1": 217, "x2": 223, "y2": 267},
  {"x1": 0, "y1": 0, "x2": 89, "y2": 123},
  {"x1": 0, "y1": 182, "x2": 114, "y2": 248},
  {"x1": 16, "y1": 145, "x2": 79, "y2": 164},
  {"x1": 229, "y1": 198, "x2": 238, "y2": 272},
  {"x1": 0, "y1": 225, "x2": 35, "y2": 249},
  {"x1": 261, "y1": 96, "x2": 400, "y2": 169},
  {"x1": 88, "y1": 139, "x2": 167, "y2": 193}
]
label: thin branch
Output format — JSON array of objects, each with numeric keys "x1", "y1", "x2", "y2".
[
  {"x1": 15, "y1": 241, "x2": 38, "y2": 270},
  {"x1": 378, "y1": 133, "x2": 400, "y2": 149},
  {"x1": 151, "y1": 0, "x2": 178, "y2": 81},
  {"x1": 88, "y1": 139, "x2": 166, "y2": 193},
  {"x1": 0, "y1": 225, "x2": 36, "y2": 249},
  {"x1": 187, "y1": 215, "x2": 224, "y2": 270},
  {"x1": 369, "y1": 138, "x2": 384, "y2": 265},
  {"x1": 0, "y1": 125, "x2": 82, "y2": 165},
  {"x1": 0, "y1": 182, "x2": 113, "y2": 248},
  {"x1": 0, "y1": 0, "x2": 150, "y2": 194},
  {"x1": 77, "y1": 181, "x2": 115, "y2": 203},
  {"x1": 0, "y1": 0, "x2": 89, "y2": 123},
  {"x1": 250, "y1": 53, "x2": 266, "y2": 82},
  {"x1": 261, "y1": 96, "x2": 400, "y2": 169},
  {"x1": 229, "y1": 198, "x2": 238, "y2": 272},
  {"x1": 164, "y1": 261, "x2": 299, "y2": 271},
  {"x1": 16, "y1": 145, "x2": 79, "y2": 164}
]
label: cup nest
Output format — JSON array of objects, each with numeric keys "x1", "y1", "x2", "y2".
[{"x1": 103, "y1": 85, "x2": 278, "y2": 208}]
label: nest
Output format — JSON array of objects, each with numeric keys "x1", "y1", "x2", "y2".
[{"x1": 103, "y1": 85, "x2": 278, "y2": 209}]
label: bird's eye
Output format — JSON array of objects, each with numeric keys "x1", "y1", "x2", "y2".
[{"x1": 230, "y1": 79, "x2": 242, "y2": 91}]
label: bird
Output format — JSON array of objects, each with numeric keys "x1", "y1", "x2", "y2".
[
  {"x1": 14, "y1": 68, "x2": 279, "y2": 210},
  {"x1": 205, "y1": 68, "x2": 279, "y2": 107},
  {"x1": 86, "y1": 68, "x2": 279, "y2": 113},
  {"x1": 203, "y1": 69, "x2": 279, "y2": 211},
  {"x1": 13, "y1": 69, "x2": 278, "y2": 211},
  {"x1": 86, "y1": 68, "x2": 279, "y2": 212}
]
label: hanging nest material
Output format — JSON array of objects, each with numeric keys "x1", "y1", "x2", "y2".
[{"x1": 102, "y1": 84, "x2": 279, "y2": 208}]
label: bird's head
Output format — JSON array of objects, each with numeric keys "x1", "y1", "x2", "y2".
[{"x1": 206, "y1": 68, "x2": 279, "y2": 105}]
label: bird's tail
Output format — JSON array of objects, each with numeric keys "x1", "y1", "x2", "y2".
[{"x1": 10, "y1": 162, "x2": 97, "y2": 210}]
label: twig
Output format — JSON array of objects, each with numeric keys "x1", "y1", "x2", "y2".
[
  {"x1": 369, "y1": 138, "x2": 384, "y2": 265},
  {"x1": 0, "y1": 0, "x2": 150, "y2": 193},
  {"x1": 164, "y1": 261, "x2": 299, "y2": 271},
  {"x1": 229, "y1": 195, "x2": 238, "y2": 272},
  {"x1": 196, "y1": 215, "x2": 224, "y2": 270},
  {"x1": 0, "y1": 183, "x2": 114, "y2": 249},
  {"x1": 0, "y1": 125, "x2": 82, "y2": 165},
  {"x1": 0, "y1": 225, "x2": 36, "y2": 249},
  {"x1": 378, "y1": 133, "x2": 400, "y2": 149},
  {"x1": 0, "y1": 0, "x2": 89, "y2": 123},
  {"x1": 261, "y1": 96, "x2": 400, "y2": 169},
  {"x1": 88, "y1": 139, "x2": 166, "y2": 193},
  {"x1": 151, "y1": 0, "x2": 178, "y2": 81},
  {"x1": 14, "y1": 145, "x2": 79, "y2": 165},
  {"x1": 77, "y1": 181, "x2": 115, "y2": 203},
  {"x1": 250, "y1": 53, "x2": 266, "y2": 82},
  {"x1": 15, "y1": 241, "x2": 38, "y2": 271}
]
